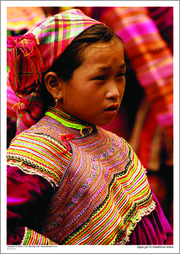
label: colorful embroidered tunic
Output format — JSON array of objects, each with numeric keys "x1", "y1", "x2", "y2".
[{"x1": 7, "y1": 107, "x2": 173, "y2": 245}]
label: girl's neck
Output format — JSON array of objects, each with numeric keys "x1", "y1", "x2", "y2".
[{"x1": 45, "y1": 106, "x2": 96, "y2": 135}]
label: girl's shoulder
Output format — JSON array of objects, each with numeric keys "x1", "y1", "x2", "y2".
[
  {"x1": 98, "y1": 126, "x2": 143, "y2": 165},
  {"x1": 7, "y1": 124, "x2": 72, "y2": 188},
  {"x1": 98, "y1": 126, "x2": 130, "y2": 147}
]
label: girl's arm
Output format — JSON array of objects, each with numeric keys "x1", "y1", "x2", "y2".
[{"x1": 7, "y1": 165, "x2": 58, "y2": 245}]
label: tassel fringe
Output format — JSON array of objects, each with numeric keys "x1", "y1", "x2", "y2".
[{"x1": 7, "y1": 33, "x2": 43, "y2": 88}]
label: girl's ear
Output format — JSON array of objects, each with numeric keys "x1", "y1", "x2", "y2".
[{"x1": 44, "y1": 72, "x2": 63, "y2": 100}]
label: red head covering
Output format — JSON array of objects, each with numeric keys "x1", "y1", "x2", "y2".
[{"x1": 7, "y1": 9, "x2": 102, "y2": 134}]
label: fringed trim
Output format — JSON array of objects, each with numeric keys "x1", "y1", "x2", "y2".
[
  {"x1": 116, "y1": 200, "x2": 156, "y2": 245},
  {"x1": 21, "y1": 227, "x2": 58, "y2": 245},
  {"x1": 7, "y1": 162, "x2": 59, "y2": 189},
  {"x1": 7, "y1": 33, "x2": 43, "y2": 89}
]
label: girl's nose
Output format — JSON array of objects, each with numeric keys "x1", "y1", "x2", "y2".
[{"x1": 106, "y1": 82, "x2": 120, "y2": 100}]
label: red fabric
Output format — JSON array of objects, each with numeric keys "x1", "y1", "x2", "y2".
[
  {"x1": 127, "y1": 192, "x2": 173, "y2": 245},
  {"x1": 7, "y1": 165, "x2": 51, "y2": 245}
]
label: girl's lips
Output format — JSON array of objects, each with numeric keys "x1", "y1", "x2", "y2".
[
  {"x1": 104, "y1": 104, "x2": 119, "y2": 111},
  {"x1": 104, "y1": 105, "x2": 119, "y2": 116}
]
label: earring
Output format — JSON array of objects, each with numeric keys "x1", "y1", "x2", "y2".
[{"x1": 55, "y1": 99, "x2": 58, "y2": 111}]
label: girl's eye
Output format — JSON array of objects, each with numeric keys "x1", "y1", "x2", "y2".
[
  {"x1": 92, "y1": 75, "x2": 106, "y2": 81},
  {"x1": 117, "y1": 73, "x2": 125, "y2": 78}
]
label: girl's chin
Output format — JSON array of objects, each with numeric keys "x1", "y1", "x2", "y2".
[{"x1": 98, "y1": 119, "x2": 116, "y2": 128}]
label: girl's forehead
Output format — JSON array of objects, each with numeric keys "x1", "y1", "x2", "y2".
[
  {"x1": 88, "y1": 36, "x2": 122, "y2": 50},
  {"x1": 81, "y1": 38, "x2": 124, "y2": 64}
]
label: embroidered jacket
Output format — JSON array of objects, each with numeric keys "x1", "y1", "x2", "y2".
[{"x1": 7, "y1": 107, "x2": 155, "y2": 245}]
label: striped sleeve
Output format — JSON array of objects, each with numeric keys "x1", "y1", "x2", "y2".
[
  {"x1": 7, "y1": 132, "x2": 72, "y2": 187},
  {"x1": 21, "y1": 227, "x2": 58, "y2": 245}
]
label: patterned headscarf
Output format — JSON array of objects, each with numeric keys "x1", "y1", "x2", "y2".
[{"x1": 7, "y1": 9, "x2": 102, "y2": 134}]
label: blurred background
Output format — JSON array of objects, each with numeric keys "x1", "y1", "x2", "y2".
[{"x1": 7, "y1": 6, "x2": 174, "y2": 229}]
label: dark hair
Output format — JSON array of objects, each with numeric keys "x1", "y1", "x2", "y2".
[{"x1": 41, "y1": 24, "x2": 123, "y2": 111}]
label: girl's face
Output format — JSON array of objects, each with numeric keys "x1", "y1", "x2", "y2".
[{"x1": 59, "y1": 36, "x2": 126, "y2": 126}]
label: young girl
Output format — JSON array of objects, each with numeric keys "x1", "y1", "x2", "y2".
[{"x1": 7, "y1": 9, "x2": 173, "y2": 245}]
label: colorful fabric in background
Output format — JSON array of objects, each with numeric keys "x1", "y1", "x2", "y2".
[
  {"x1": 7, "y1": 7, "x2": 46, "y2": 31},
  {"x1": 148, "y1": 7, "x2": 173, "y2": 52},
  {"x1": 7, "y1": 9, "x2": 101, "y2": 134}
]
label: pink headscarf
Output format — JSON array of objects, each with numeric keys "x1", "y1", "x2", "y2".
[{"x1": 7, "y1": 9, "x2": 102, "y2": 134}]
